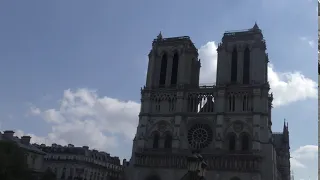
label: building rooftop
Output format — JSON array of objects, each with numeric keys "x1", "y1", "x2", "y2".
[
  {"x1": 222, "y1": 23, "x2": 264, "y2": 43},
  {"x1": 0, "y1": 130, "x2": 46, "y2": 155},
  {"x1": 151, "y1": 32, "x2": 198, "y2": 54},
  {"x1": 36, "y1": 143, "x2": 121, "y2": 165}
]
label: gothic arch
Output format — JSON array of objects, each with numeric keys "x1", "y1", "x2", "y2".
[
  {"x1": 239, "y1": 132, "x2": 251, "y2": 151},
  {"x1": 171, "y1": 49, "x2": 180, "y2": 56},
  {"x1": 163, "y1": 131, "x2": 173, "y2": 148},
  {"x1": 170, "y1": 52, "x2": 179, "y2": 85},
  {"x1": 224, "y1": 120, "x2": 252, "y2": 136},
  {"x1": 159, "y1": 53, "x2": 168, "y2": 86},
  {"x1": 231, "y1": 46, "x2": 238, "y2": 83},
  {"x1": 159, "y1": 94, "x2": 169, "y2": 101},
  {"x1": 225, "y1": 132, "x2": 236, "y2": 151},
  {"x1": 151, "y1": 131, "x2": 160, "y2": 148},
  {"x1": 147, "y1": 120, "x2": 173, "y2": 137},
  {"x1": 158, "y1": 50, "x2": 169, "y2": 58}
]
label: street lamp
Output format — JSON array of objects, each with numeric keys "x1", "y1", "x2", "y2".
[{"x1": 181, "y1": 152, "x2": 207, "y2": 180}]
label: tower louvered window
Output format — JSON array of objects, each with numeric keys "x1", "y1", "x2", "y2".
[
  {"x1": 231, "y1": 48, "x2": 238, "y2": 83},
  {"x1": 159, "y1": 54, "x2": 168, "y2": 87},
  {"x1": 170, "y1": 53, "x2": 179, "y2": 85}
]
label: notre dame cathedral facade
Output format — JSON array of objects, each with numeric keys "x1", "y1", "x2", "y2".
[{"x1": 124, "y1": 24, "x2": 291, "y2": 180}]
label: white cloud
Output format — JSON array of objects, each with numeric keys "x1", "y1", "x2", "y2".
[
  {"x1": 291, "y1": 158, "x2": 306, "y2": 169},
  {"x1": 26, "y1": 89, "x2": 140, "y2": 153},
  {"x1": 300, "y1": 37, "x2": 316, "y2": 48},
  {"x1": 29, "y1": 106, "x2": 41, "y2": 115},
  {"x1": 198, "y1": 41, "x2": 317, "y2": 107},
  {"x1": 268, "y1": 65, "x2": 317, "y2": 107},
  {"x1": 290, "y1": 145, "x2": 318, "y2": 170},
  {"x1": 292, "y1": 145, "x2": 318, "y2": 160}
]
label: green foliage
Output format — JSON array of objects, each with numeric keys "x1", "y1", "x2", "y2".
[{"x1": 0, "y1": 140, "x2": 33, "y2": 180}]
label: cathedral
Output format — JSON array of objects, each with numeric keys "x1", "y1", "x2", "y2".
[{"x1": 124, "y1": 24, "x2": 291, "y2": 180}]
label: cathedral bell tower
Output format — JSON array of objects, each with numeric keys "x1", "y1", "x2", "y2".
[
  {"x1": 212, "y1": 23, "x2": 273, "y2": 180},
  {"x1": 132, "y1": 33, "x2": 200, "y2": 156},
  {"x1": 216, "y1": 23, "x2": 268, "y2": 86},
  {"x1": 145, "y1": 32, "x2": 200, "y2": 89}
]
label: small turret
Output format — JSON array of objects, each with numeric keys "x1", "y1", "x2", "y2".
[
  {"x1": 251, "y1": 22, "x2": 262, "y2": 33},
  {"x1": 157, "y1": 31, "x2": 162, "y2": 40},
  {"x1": 282, "y1": 119, "x2": 289, "y2": 144},
  {"x1": 253, "y1": 22, "x2": 259, "y2": 29}
]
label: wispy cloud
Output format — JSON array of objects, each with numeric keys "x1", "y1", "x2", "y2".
[{"x1": 299, "y1": 37, "x2": 316, "y2": 48}]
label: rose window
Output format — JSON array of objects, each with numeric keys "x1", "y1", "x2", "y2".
[{"x1": 187, "y1": 124, "x2": 213, "y2": 149}]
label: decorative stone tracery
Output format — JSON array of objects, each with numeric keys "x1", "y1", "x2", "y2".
[{"x1": 187, "y1": 124, "x2": 213, "y2": 150}]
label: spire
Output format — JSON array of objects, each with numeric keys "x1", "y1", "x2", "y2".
[
  {"x1": 283, "y1": 118, "x2": 289, "y2": 143},
  {"x1": 157, "y1": 31, "x2": 163, "y2": 40},
  {"x1": 253, "y1": 22, "x2": 259, "y2": 29}
]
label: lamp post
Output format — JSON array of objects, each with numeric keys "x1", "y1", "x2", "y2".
[{"x1": 181, "y1": 152, "x2": 207, "y2": 180}]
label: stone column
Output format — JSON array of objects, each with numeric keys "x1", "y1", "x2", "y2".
[
  {"x1": 146, "y1": 52, "x2": 156, "y2": 87},
  {"x1": 172, "y1": 116, "x2": 181, "y2": 149},
  {"x1": 215, "y1": 90, "x2": 226, "y2": 113},
  {"x1": 252, "y1": 89, "x2": 261, "y2": 112},
  {"x1": 252, "y1": 115, "x2": 261, "y2": 151},
  {"x1": 141, "y1": 92, "x2": 151, "y2": 113},
  {"x1": 137, "y1": 116, "x2": 148, "y2": 148},
  {"x1": 215, "y1": 114, "x2": 224, "y2": 149},
  {"x1": 172, "y1": 91, "x2": 184, "y2": 149}
]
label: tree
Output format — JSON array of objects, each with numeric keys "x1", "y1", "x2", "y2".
[{"x1": 0, "y1": 140, "x2": 33, "y2": 180}]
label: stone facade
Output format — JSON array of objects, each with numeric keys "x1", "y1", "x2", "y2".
[
  {"x1": 0, "y1": 130, "x2": 46, "y2": 178},
  {"x1": 35, "y1": 143, "x2": 124, "y2": 180},
  {"x1": 125, "y1": 24, "x2": 291, "y2": 180}
]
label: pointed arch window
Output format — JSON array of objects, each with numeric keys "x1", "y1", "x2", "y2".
[
  {"x1": 243, "y1": 47, "x2": 250, "y2": 84},
  {"x1": 170, "y1": 53, "x2": 179, "y2": 85},
  {"x1": 159, "y1": 54, "x2": 168, "y2": 87},
  {"x1": 228, "y1": 133, "x2": 236, "y2": 151},
  {"x1": 152, "y1": 133, "x2": 160, "y2": 148},
  {"x1": 168, "y1": 98, "x2": 176, "y2": 112},
  {"x1": 228, "y1": 94, "x2": 236, "y2": 112},
  {"x1": 231, "y1": 48, "x2": 238, "y2": 83},
  {"x1": 242, "y1": 95, "x2": 249, "y2": 111},
  {"x1": 241, "y1": 133, "x2": 250, "y2": 151},
  {"x1": 164, "y1": 133, "x2": 172, "y2": 148},
  {"x1": 242, "y1": 95, "x2": 247, "y2": 111}
]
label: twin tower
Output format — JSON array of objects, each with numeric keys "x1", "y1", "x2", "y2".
[
  {"x1": 145, "y1": 23, "x2": 268, "y2": 89},
  {"x1": 125, "y1": 24, "x2": 290, "y2": 180}
]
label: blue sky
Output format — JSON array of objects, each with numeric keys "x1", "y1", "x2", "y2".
[{"x1": 0, "y1": 0, "x2": 318, "y2": 179}]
